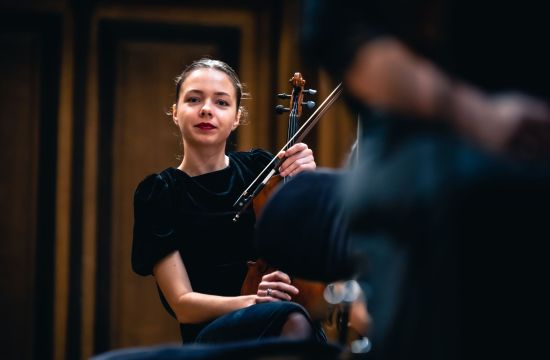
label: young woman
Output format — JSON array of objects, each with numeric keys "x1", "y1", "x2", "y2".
[{"x1": 131, "y1": 58, "x2": 323, "y2": 344}]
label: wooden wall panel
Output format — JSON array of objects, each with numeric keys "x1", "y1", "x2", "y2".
[
  {"x1": 0, "y1": 14, "x2": 60, "y2": 359},
  {"x1": 0, "y1": 31, "x2": 40, "y2": 360},
  {"x1": 316, "y1": 71, "x2": 358, "y2": 168}
]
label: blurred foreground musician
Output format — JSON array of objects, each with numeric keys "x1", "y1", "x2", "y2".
[{"x1": 255, "y1": 0, "x2": 550, "y2": 360}]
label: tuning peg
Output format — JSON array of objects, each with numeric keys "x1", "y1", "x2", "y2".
[
  {"x1": 275, "y1": 105, "x2": 290, "y2": 114},
  {"x1": 302, "y1": 101, "x2": 316, "y2": 109},
  {"x1": 277, "y1": 93, "x2": 291, "y2": 99},
  {"x1": 304, "y1": 89, "x2": 317, "y2": 95}
]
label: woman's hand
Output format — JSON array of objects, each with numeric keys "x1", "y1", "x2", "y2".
[
  {"x1": 255, "y1": 270, "x2": 299, "y2": 303},
  {"x1": 277, "y1": 143, "x2": 316, "y2": 177}
]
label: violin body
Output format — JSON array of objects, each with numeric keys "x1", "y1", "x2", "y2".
[{"x1": 252, "y1": 175, "x2": 283, "y2": 217}]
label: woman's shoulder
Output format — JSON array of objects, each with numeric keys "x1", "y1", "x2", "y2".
[{"x1": 134, "y1": 168, "x2": 180, "y2": 206}]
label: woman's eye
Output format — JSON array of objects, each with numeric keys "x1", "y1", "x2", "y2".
[
  {"x1": 217, "y1": 99, "x2": 229, "y2": 106},
  {"x1": 186, "y1": 97, "x2": 200, "y2": 103}
]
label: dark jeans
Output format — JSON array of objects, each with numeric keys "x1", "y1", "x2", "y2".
[{"x1": 195, "y1": 302, "x2": 326, "y2": 344}]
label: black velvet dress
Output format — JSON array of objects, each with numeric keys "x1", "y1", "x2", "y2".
[{"x1": 131, "y1": 149, "x2": 320, "y2": 344}]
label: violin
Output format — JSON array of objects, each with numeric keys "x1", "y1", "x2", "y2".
[
  {"x1": 236, "y1": 74, "x2": 370, "y2": 347},
  {"x1": 232, "y1": 77, "x2": 342, "y2": 222}
]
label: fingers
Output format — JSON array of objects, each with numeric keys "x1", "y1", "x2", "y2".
[
  {"x1": 278, "y1": 143, "x2": 316, "y2": 177},
  {"x1": 255, "y1": 270, "x2": 299, "y2": 303},
  {"x1": 255, "y1": 285, "x2": 297, "y2": 303},
  {"x1": 262, "y1": 269, "x2": 292, "y2": 283},
  {"x1": 256, "y1": 287, "x2": 292, "y2": 302},
  {"x1": 259, "y1": 281, "x2": 299, "y2": 297}
]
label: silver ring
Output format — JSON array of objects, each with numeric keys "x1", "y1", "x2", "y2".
[{"x1": 267, "y1": 288, "x2": 273, "y2": 297}]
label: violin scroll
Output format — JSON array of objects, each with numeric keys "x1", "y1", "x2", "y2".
[{"x1": 275, "y1": 74, "x2": 317, "y2": 113}]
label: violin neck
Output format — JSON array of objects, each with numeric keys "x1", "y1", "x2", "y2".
[{"x1": 287, "y1": 103, "x2": 300, "y2": 148}]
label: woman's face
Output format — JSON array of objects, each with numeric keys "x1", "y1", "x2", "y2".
[{"x1": 173, "y1": 68, "x2": 240, "y2": 150}]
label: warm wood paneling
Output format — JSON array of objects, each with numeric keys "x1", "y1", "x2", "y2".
[
  {"x1": 54, "y1": 13, "x2": 74, "y2": 360},
  {"x1": 0, "y1": 13, "x2": 61, "y2": 360},
  {"x1": 0, "y1": 30, "x2": 40, "y2": 360},
  {"x1": 316, "y1": 70, "x2": 358, "y2": 168}
]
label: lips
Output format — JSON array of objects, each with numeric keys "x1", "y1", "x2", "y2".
[{"x1": 195, "y1": 122, "x2": 216, "y2": 130}]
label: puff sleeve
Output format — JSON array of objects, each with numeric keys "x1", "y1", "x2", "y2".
[{"x1": 131, "y1": 172, "x2": 178, "y2": 276}]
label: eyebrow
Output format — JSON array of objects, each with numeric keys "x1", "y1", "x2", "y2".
[{"x1": 185, "y1": 89, "x2": 231, "y2": 97}]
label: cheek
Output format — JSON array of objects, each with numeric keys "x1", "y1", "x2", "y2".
[{"x1": 175, "y1": 109, "x2": 192, "y2": 125}]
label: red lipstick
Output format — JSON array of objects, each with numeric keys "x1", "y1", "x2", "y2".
[{"x1": 195, "y1": 122, "x2": 216, "y2": 130}]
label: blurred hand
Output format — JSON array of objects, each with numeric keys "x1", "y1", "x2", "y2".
[
  {"x1": 277, "y1": 142, "x2": 316, "y2": 177},
  {"x1": 255, "y1": 270, "x2": 299, "y2": 303},
  {"x1": 344, "y1": 37, "x2": 444, "y2": 119},
  {"x1": 453, "y1": 88, "x2": 550, "y2": 159},
  {"x1": 488, "y1": 94, "x2": 550, "y2": 159}
]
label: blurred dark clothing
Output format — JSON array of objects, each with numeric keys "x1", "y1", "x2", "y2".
[
  {"x1": 298, "y1": 1, "x2": 550, "y2": 359},
  {"x1": 91, "y1": 338, "x2": 342, "y2": 360},
  {"x1": 345, "y1": 110, "x2": 550, "y2": 359},
  {"x1": 255, "y1": 169, "x2": 353, "y2": 283}
]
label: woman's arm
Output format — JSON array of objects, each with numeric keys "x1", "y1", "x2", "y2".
[{"x1": 153, "y1": 251, "x2": 256, "y2": 324}]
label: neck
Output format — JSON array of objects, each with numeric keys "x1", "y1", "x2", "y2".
[{"x1": 178, "y1": 145, "x2": 229, "y2": 177}]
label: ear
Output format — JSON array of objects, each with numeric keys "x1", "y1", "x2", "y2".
[
  {"x1": 232, "y1": 108, "x2": 241, "y2": 130},
  {"x1": 172, "y1": 104, "x2": 178, "y2": 125}
]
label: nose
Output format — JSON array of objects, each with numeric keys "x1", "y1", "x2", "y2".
[{"x1": 200, "y1": 102, "x2": 212, "y2": 117}]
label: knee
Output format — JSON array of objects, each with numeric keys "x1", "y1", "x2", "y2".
[{"x1": 280, "y1": 312, "x2": 313, "y2": 339}]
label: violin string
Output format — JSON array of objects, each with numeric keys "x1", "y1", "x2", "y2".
[{"x1": 285, "y1": 88, "x2": 301, "y2": 183}]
